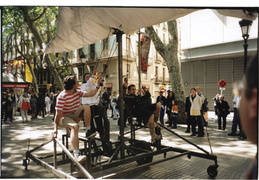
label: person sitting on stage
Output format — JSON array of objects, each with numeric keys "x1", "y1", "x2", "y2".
[
  {"x1": 53, "y1": 75, "x2": 102, "y2": 163},
  {"x1": 124, "y1": 84, "x2": 162, "y2": 143}
]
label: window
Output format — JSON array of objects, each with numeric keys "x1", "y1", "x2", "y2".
[
  {"x1": 89, "y1": 65, "x2": 94, "y2": 73},
  {"x1": 90, "y1": 44, "x2": 95, "y2": 60},
  {"x1": 155, "y1": 66, "x2": 158, "y2": 82},
  {"x1": 126, "y1": 64, "x2": 130, "y2": 79},
  {"x1": 78, "y1": 66, "x2": 84, "y2": 81},
  {"x1": 126, "y1": 35, "x2": 131, "y2": 57}
]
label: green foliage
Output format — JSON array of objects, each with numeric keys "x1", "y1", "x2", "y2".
[{"x1": 2, "y1": 6, "x2": 59, "y2": 55}]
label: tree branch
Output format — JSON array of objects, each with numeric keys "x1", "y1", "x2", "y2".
[
  {"x1": 145, "y1": 26, "x2": 166, "y2": 58},
  {"x1": 32, "y1": 7, "x2": 47, "y2": 22}
]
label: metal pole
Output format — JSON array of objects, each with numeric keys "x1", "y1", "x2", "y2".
[
  {"x1": 138, "y1": 30, "x2": 142, "y2": 91},
  {"x1": 243, "y1": 38, "x2": 248, "y2": 73},
  {"x1": 115, "y1": 29, "x2": 125, "y2": 159}
]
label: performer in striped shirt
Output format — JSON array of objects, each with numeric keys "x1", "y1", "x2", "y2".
[{"x1": 53, "y1": 75, "x2": 102, "y2": 163}]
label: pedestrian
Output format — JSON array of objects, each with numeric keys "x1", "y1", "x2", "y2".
[
  {"x1": 195, "y1": 86, "x2": 208, "y2": 127},
  {"x1": 239, "y1": 55, "x2": 258, "y2": 179},
  {"x1": 101, "y1": 87, "x2": 110, "y2": 112},
  {"x1": 30, "y1": 94, "x2": 37, "y2": 120},
  {"x1": 184, "y1": 91, "x2": 191, "y2": 133},
  {"x1": 53, "y1": 75, "x2": 102, "y2": 164},
  {"x1": 228, "y1": 83, "x2": 243, "y2": 136},
  {"x1": 156, "y1": 91, "x2": 166, "y2": 125},
  {"x1": 10, "y1": 89, "x2": 18, "y2": 120},
  {"x1": 45, "y1": 93, "x2": 51, "y2": 115},
  {"x1": 216, "y1": 95, "x2": 230, "y2": 130},
  {"x1": 189, "y1": 88, "x2": 204, "y2": 137},
  {"x1": 166, "y1": 90, "x2": 175, "y2": 127},
  {"x1": 49, "y1": 92, "x2": 54, "y2": 114},
  {"x1": 2, "y1": 92, "x2": 8, "y2": 123},
  {"x1": 17, "y1": 93, "x2": 31, "y2": 123},
  {"x1": 81, "y1": 72, "x2": 105, "y2": 138},
  {"x1": 213, "y1": 94, "x2": 220, "y2": 117},
  {"x1": 110, "y1": 91, "x2": 119, "y2": 120},
  {"x1": 37, "y1": 93, "x2": 45, "y2": 118},
  {"x1": 171, "y1": 100, "x2": 178, "y2": 129},
  {"x1": 52, "y1": 89, "x2": 61, "y2": 120},
  {"x1": 4, "y1": 93, "x2": 13, "y2": 124}
]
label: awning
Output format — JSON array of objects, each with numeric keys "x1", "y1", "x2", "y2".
[
  {"x1": 44, "y1": 7, "x2": 257, "y2": 54},
  {"x1": 2, "y1": 71, "x2": 30, "y2": 88}
]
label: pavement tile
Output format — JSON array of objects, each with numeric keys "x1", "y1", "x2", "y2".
[{"x1": 1, "y1": 111, "x2": 257, "y2": 179}]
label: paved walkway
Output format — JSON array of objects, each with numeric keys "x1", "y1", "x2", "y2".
[{"x1": 1, "y1": 110, "x2": 257, "y2": 179}]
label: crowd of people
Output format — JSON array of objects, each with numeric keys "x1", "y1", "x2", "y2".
[
  {"x1": 1, "y1": 89, "x2": 61, "y2": 124},
  {"x1": 2, "y1": 55, "x2": 257, "y2": 177}
]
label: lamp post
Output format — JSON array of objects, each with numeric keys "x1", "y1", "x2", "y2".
[{"x1": 239, "y1": 19, "x2": 253, "y2": 73}]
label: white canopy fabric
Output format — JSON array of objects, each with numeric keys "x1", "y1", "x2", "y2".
[{"x1": 44, "y1": 7, "x2": 257, "y2": 54}]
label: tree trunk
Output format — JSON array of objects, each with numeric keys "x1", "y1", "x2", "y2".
[
  {"x1": 146, "y1": 20, "x2": 186, "y2": 123},
  {"x1": 19, "y1": 7, "x2": 64, "y2": 90}
]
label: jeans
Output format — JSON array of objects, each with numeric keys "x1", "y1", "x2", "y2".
[
  {"x1": 231, "y1": 108, "x2": 242, "y2": 134},
  {"x1": 111, "y1": 103, "x2": 119, "y2": 119}
]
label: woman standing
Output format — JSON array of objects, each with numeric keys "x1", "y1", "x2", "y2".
[
  {"x1": 216, "y1": 95, "x2": 230, "y2": 130},
  {"x1": 189, "y1": 88, "x2": 204, "y2": 137},
  {"x1": 45, "y1": 93, "x2": 51, "y2": 115},
  {"x1": 166, "y1": 91, "x2": 175, "y2": 127},
  {"x1": 17, "y1": 93, "x2": 31, "y2": 123},
  {"x1": 30, "y1": 94, "x2": 37, "y2": 120}
]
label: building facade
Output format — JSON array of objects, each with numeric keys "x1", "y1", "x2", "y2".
[{"x1": 179, "y1": 9, "x2": 258, "y2": 110}]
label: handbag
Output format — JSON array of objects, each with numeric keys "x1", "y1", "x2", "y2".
[{"x1": 171, "y1": 105, "x2": 178, "y2": 114}]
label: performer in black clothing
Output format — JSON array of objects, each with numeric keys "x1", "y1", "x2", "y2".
[{"x1": 124, "y1": 84, "x2": 162, "y2": 143}]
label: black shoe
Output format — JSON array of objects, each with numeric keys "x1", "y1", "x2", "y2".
[
  {"x1": 228, "y1": 133, "x2": 237, "y2": 136},
  {"x1": 190, "y1": 134, "x2": 196, "y2": 136},
  {"x1": 197, "y1": 135, "x2": 204, "y2": 137},
  {"x1": 85, "y1": 130, "x2": 96, "y2": 139},
  {"x1": 167, "y1": 125, "x2": 172, "y2": 127},
  {"x1": 165, "y1": 121, "x2": 170, "y2": 124},
  {"x1": 238, "y1": 136, "x2": 247, "y2": 140},
  {"x1": 172, "y1": 126, "x2": 177, "y2": 129},
  {"x1": 185, "y1": 130, "x2": 190, "y2": 133}
]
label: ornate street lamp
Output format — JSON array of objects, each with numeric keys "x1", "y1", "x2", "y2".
[{"x1": 239, "y1": 19, "x2": 253, "y2": 73}]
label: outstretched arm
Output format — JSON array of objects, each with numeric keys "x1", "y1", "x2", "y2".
[
  {"x1": 83, "y1": 78, "x2": 102, "y2": 97},
  {"x1": 53, "y1": 110, "x2": 63, "y2": 138}
]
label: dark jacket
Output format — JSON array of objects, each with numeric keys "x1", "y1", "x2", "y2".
[
  {"x1": 156, "y1": 95, "x2": 167, "y2": 106},
  {"x1": 166, "y1": 95, "x2": 175, "y2": 113},
  {"x1": 216, "y1": 100, "x2": 230, "y2": 117},
  {"x1": 124, "y1": 91, "x2": 151, "y2": 110},
  {"x1": 185, "y1": 96, "x2": 191, "y2": 114}
]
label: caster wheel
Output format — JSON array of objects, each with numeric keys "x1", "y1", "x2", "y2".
[
  {"x1": 133, "y1": 141, "x2": 153, "y2": 165},
  {"x1": 207, "y1": 165, "x2": 218, "y2": 178},
  {"x1": 187, "y1": 154, "x2": 191, "y2": 159}
]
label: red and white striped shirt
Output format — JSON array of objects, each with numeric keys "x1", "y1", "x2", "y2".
[{"x1": 55, "y1": 90, "x2": 84, "y2": 114}]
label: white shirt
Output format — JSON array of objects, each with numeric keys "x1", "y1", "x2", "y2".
[
  {"x1": 233, "y1": 96, "x2": 241, "y2": 108},
  {"x1": 81, "y1": 77, "x2": 102, "y2": 106}
]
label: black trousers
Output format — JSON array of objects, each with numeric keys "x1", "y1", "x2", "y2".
[
  {"x1": 190, "y1": 115, "x2": 204, "y2": 136},
  {"x1": 218, "y1": 114, "x2": 227, "y2": 130},
  {"x1": 90, "y1": 105, "x2": 104, "y2": 136}
]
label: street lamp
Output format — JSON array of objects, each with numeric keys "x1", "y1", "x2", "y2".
[{"x1": 239, "y1": 19, "x2": 253, "y2": 73}]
